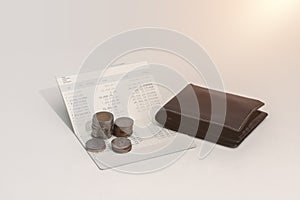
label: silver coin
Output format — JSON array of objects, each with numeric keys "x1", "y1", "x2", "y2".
[
  {"x1": 111, "y1": 137, "x2": 132, "y2": 153},
  {"x1": 85, "y1": 138, "x2": 106, "y2": 152},
  {"x1": 115, "y1": 117, "x2": 134, "y2": 127}
]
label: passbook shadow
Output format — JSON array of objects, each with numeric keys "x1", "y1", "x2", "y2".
[{"x1": 39, "y1": 86, "x2": 74, "y2": 132}]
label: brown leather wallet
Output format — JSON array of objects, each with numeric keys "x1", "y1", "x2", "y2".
[{"x1": 155, "y1": 84, "x2": 268, "y2": 148}]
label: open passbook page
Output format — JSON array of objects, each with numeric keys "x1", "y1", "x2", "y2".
[{"x1": 57, "y1": 62, "x2": 195, "y2": 170}]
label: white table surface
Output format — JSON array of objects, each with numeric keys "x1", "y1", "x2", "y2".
[{"x1": 1, "y1": 1, "x2": 299, "y2": 199}]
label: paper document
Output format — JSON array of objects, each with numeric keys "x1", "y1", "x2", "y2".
[{"x1": 57, "y1": 62, "x2": 195, "y2": 169}]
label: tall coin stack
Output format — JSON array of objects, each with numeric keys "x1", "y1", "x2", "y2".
[{"x1": 91, "y1": 111, "x2": 114, "y2": 139}]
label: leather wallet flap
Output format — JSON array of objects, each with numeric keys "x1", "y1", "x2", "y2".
[{"x1": 160, "y1": 84, "x2": 265, "y2": 132}]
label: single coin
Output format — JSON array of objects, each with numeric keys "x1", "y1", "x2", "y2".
[
  {"x1": 111, "y1": 137, "x2": 132, "y2": 153},
  {"x1": 85, "y1": 138, "x2": 106, "y2": 152},
  {"x1": 115, "y1": 117, "x2": 134, "y2": 127},
  {"x1": 114, "y1": 117, "x2": 134, "y2": 137},
  {"x1": 95, "y1": 111, "x2": 113, "y2": 122}
]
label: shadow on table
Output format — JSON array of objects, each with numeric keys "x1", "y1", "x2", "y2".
[{"x1": 39, "y1": 86, "x2": 74, "y2": 132}]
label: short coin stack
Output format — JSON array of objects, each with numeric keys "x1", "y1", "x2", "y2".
[
  {"x1": 114, "y1": 117, "x2": 134, "y2": 137},
  {"x1": 86, "y1": 112, "x2": 133, "y2": 154},
  {"x1": 111, "y1": 137, "x2": 132, "y2": 153}
]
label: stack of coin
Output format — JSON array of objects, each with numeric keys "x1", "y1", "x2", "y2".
[
  {"x1": 91, "y1": 111, "x2": 114, "y2": 139},
  {"x1": 85, "y1": 138, "x2": 106, "y2": 152},
  {"x1": 111, "y1": 137, "x2": 132, "y2": 153},
  {"x1": 113, "y1": 117, "x2": 134, "y2": 137}
]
